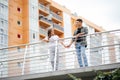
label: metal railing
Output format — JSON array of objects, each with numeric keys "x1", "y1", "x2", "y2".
[
  {"x1": 39, "y1": 15, "x2": 52, "y2": 24},
  {"x1": 0, "y1": 33, "x2": 8, "y2": 49},
  {"x1": 0, "y1": 29, "x2": 120, "y2": 78},
  {"x1": 0, "y1": 3, "x2": 8, "y2": 20},
  {"x1": 39, "y1": 14, "x2": 64, "y2": 32},
  {"x1": 39, "y1": 27, "x2": 47, "y2": 36},
  {"x1": 0, "y1": 0, "x2": 8, "y2": 6},
  {"x1": 38, "y1": 4, "x2": 49, "y2": 13},
  {"x1": 53, "y1": 23, "x2": 64, "y2": 32},
  {"x1": 0, "y1": 11, "x2": 8, "y2": 20},
  {"x1": 51, "y1": 11, "x2": 63, "y2": 21}
]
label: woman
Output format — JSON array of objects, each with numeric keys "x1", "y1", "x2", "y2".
[{"x1": 43, "y1": 28, "x2": 66, "y2": 71}]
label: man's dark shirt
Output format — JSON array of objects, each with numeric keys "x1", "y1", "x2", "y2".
[{"x1": 72, "y1": 27, "x2": 88, "y2": 47}]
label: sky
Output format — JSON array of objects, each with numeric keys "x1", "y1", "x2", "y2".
[{"x1": 53, "y1": 0, "x2": 120, "y2": 31}]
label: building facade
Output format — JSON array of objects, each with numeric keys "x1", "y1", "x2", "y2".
[{"x1": 0, "y1": 0, "x2": 8, "y2": 77}]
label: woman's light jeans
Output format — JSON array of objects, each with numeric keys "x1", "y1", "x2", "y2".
[{"x1": 49, "y1": 46, "x2": 59, "y2": 71}]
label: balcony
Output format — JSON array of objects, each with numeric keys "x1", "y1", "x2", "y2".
[
  {"x1": 39, "y1": 0, "x2": 51, "y2": 4},
  {"x1": 39, "y1": 27, "x2": 47, "y2": 36},
  {"x1": 0, "y1": 33, "x2": 8, "y2": 48},
  {"x1": 38, "y1": 4, "x2": 49, "y2": 16},
  {"x1": 39, "y1": 15, "x2": 51, "y2": 27},
  {"x1": 0, "y1": 1, "x2": 8, "y2": 6},
  {"x1": 51, "y1": 11, "x2": 63, "y2": 22},
  {"x1": 53, "y1": 23, "x2": 64, "y2": 33},
  {"x1": 0, "y1": 13, "x2": 8, "y2": 21}
]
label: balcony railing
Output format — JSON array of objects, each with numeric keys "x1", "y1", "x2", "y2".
[
  {"x1": 0, "y1": 29, "x2": 120, "y2": 78},
  {"x1": 0, "y1": 33, "x2": 8, "y2": 49},
  {"x1": 39, "y1": 27, "x2": 47, "y2": 36},
  {"x1": 39, "y1": 15, "x2": 52, "y2": 24},
  {"x1": 53, "y1": 23, "x2": 64, "y2": 32},
  {"x1": 0, "y1": 11, "x2": 8, "y2": 20},
  {"x1": 39, "y1": 4, "x2": 49, "y2": 13},
  {"x1": 51, "y1": 11, "x2": 63, "y2": 21},
  {"x1": 0, "y1": 1, "x2": 8, "y2": 6}
]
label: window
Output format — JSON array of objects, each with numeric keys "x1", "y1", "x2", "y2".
[
  {"x1": 4, "y1": 0, "x2": 8, "y2": 2},
  {"x1": 33, "y1": 33, "x2": 35, "y2": 39},
  {"x1": 4, "y1": 35, "x2": 7, "y2": 44},
  {"x1": 0, "y1": 28, "x2": 4, "y2": 33},
  {"x1": 0, "y1": 62, "x2": 3, "y2": 68},
  {"x1": 0, "y1": 29, "x2": 4, "y2": 44},
  {"x1": 0, "y1": 19, "x2": 8, "y2": 29},
  {"x1": 17, "y1": 21, "x2": 22, "y2": 26},
  {"x1": 17, "y1": 7, "x2": 21, "y2": 13},
  {"x1": 32, "y1": 6, "x2": 34, "y2": 10},
  {"x1": 0, "y1": 71, "x2": 3, "y2": 77},
  {"x1": 17, "y1": 47, "x2": 21, "y2": 52},
  {"x1": 0, "y1": 4, "x2": 8, "y2": 19},
  {"x1": 1, "y1": 20, "x2": 4, "y2": 27},
  {"x1": 0, "y1": 35, "x2": 4, "y2": 44},
  {"x1": 31, "y1": 6, "x2": 35, "y2": 18},
  {"x1": 17, "y1": 34, "x2": 22, "y2": 39},
  {"x1": 17, "y1": 62, "x2": 23, "y2": 68},
  {"x1": 0, "y1": 62, "x2": 4, "y2": 77},
  {"x1": 1, "y1": 49, "x2": 7, "y2": 54},
  {"x1": 1, "y1": 5, "x2": 4, "y2": 9}
]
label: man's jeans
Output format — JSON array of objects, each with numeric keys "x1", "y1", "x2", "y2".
[{"x1": 75, "y1": 43, "x2": 88, "y2": 67}]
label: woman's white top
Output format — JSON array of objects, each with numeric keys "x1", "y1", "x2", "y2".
[{"x1": 45, "y1": 35, "x2": 59, "y2": 48}]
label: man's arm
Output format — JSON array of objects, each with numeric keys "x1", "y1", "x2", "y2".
[
  {"x1": 60, "y1": 41, "x2": 66, "y2": 48},
  {"x1": 67, "y1": 30, "x2": 78, "y2": 48},
  {"x1": 84, "y1": 27, "x2": 88, "y2": 34},
  {"x1": 76, "y1": 27, "x2": 88, "y2": 37}
]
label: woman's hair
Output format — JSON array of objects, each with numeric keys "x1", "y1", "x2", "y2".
[{"x1": 48, "y1": 28, "x2": 52, "y2": 39}]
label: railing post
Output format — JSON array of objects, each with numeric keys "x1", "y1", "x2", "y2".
[
  {"x1": 54, "y1": 40, "x2": 58, "y2": 71},
  {"x1": 22, "y1": 45, "x2": 28, "y2": 75}
]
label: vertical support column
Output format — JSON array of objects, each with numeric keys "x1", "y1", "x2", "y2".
[
  {"x1": 54, "y1": 40, "x2": 58, "y2": 71},
  {"x1": 22, "y1": 45, "x2": 28, "y2": 75}
]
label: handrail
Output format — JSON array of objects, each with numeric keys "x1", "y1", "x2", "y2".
[
  {"x1": 0, "y1": 43, "x2": 120, "y2": 63},
  {"x1": 0, "y1": 29, "x2": 120, "y2": 50}
]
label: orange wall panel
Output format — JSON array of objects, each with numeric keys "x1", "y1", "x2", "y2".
[
  {"x1": 22, "y1": 0, "x2": 29, "y2": 44},
  {"x1": 8, "y1": 0, "x2": 29, "y2": 46}
]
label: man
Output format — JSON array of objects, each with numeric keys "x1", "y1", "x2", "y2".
[{"x1": 67, "y1": 19, "x2": 88, "y2": 67}]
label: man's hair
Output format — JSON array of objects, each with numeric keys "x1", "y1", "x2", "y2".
[{"x1": 76, "y1": 19, "x2": 83, "y2": 23}]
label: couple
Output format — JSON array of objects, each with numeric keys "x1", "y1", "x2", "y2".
[{"x1": 43, "y1": 19, "x2": 88, "y2": 71}]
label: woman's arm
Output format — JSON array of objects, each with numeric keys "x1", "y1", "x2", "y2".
[
  {"x1": 56, "y1": 35, "x2": 66, "y2": 48},
  {"x1": 42, "y1": 37, "x2": 49, "y2": 42}
]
